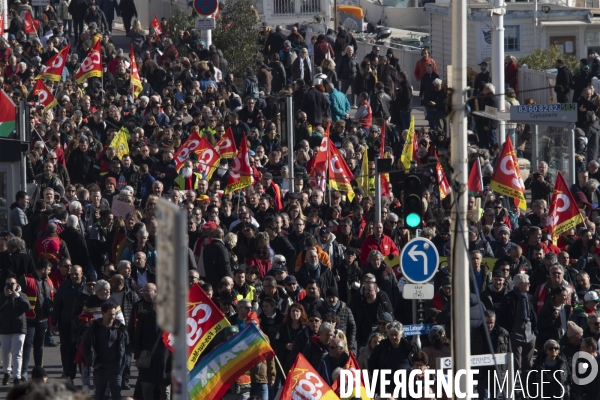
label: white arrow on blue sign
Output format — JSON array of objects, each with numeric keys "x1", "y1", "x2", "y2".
[{"x1": 399, "y1": 237, "x2": 440, "y2": 284}]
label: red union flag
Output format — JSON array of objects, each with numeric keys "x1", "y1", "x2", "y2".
[
  {"x1": 174, "y1": 131, "x2": 203, "y2": 170},
  {"x1": 75, "y1": 40, "x2": 102, "y2": 84},
  {"x1": 224, "y1": 133, "x2": 252, "y2": 194},
  {"x1": 151, "y1": 14, "x2": 162, "y2": 38},
  {"x1": 327, "y1": 138, "x2": 355, "y2": 202},
  {"x1": 281, "y1": 353, "x2": 340, "y2": 400},
  {"x1": 194, "y1": 137, "x2": 221, "y2": 180},
  {"x1": 32, "y1": 80, "x2": 57, "y2": 110},
  {"x1": 548, "y1": 172, "x2": 584, "y2": 245},
  {"x1": 129, "y1": 44, "x2": 143, "y2": 98},
  {"x1": 0, "y1": 13, "x2": 4, "y2": 37},
  {"x1": 380, "y1": 123, "x2": 391, "y2": 198},
  {"x1": 163, "y1": 284, "x2": 230, "y2": 371},
  {"x1": 214, "y1": 127, "x2": 237, "y2": 159},
  {"x1": 23, "y1": 12, "x2": 39, "y2": 34},
  {"x1": 331, "y1": 353, "x2": 370, "y2": 400},
  {"x1": 309, "y1": 137, "x2": 328, "y2": 192},
  {"x1": 40, "y1": 45, "x2": 70, "y2": 82},
  {"x1": 489, "y1": 137, "x2": 527, "y2": 210},
  {"x1": 436, "y1": 158, "x2": 451, "y2": 200},
  {"x1": 469, "y1": 157, "x2": 484, "y2": 197}
]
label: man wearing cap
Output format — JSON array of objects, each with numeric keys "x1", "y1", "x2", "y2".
[
  {"x1": 318, "y1": 287, "x2": 356, "y2": 352},
  {"x1": 283, "y1": 275, "x2": 306, "y2": 302},
  {"x1": 67, "y1": 135, "x2": 97, "y2": 186},
  {"x1": 318, "y1": 226, "x2": 344, "y2": 269},
  {"x1": 560, "y1": 321, "x2": 583, "y2": 362},
  {"x1": 473, "y1": 61, "x2": 491, "y2": 97},
  {"x1": 334, "y1": 247, "x2": 362, "y2": 304},
  {"x1": 481, "y1": 271, "x2": 509, "y2": 312},
  {"x1": 583, "y1": 313, "x2": 600, "y2": 342},
  {"x1": 468, "y1": 226, "x2": 494, "y2": 258},
  {"x1": 570, "y1": 290, "x2": 600, "y2": 331},
  {"x1": 490, "y1": 225, "x2": 515, "y2": 259}
]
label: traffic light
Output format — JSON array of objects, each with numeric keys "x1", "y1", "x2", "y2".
[{"x1": 404, "y1": 174, "x2": 423, "y2": 229}]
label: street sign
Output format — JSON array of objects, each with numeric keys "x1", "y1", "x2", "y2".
[
  {"x1": 402, "y1": 323, "x2": 435, "y2": 337},
  {"x1": 402, "y1": 283, "x2": 434, "y2": 300},
  {"x1": 437, "y1": 353, "x2": 510, "y2": 369},
  {"x1": 193, "y1": 0, "x2": 218, "y2": 16},
  {"x1": 195, "y1": 17, "x2": 216, "y2": 30},
  {"x1": 399, "y1": 237, "x2": 440, "y2": 284},
  {"x1": 509, "y1": 103, "x2": 577, "y2": 124}
]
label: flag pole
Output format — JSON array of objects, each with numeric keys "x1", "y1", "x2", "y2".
[
  {"x1": 274, "y1": 355, "x2": 287, "y2": 380},
  {"x1": 326, "y1": 138, "x2": 331, "y2": 206}
]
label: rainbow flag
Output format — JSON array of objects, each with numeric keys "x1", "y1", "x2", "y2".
[{"x1": 188, "y1": 323, "x2": 275, "y2": 400}]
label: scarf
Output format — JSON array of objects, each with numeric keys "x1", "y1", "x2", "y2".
[
  {"x1": 306, "y1": 262, "x2": 321, "y2": 281},
  {"x1": 515, "y1": 289, "x2": 531, "y2": 322},
  {"x1": 326, "y1": 300, "x2": 341, "y2": 313}
]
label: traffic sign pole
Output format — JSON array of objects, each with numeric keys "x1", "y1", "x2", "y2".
[{"x1": 375, "y1": 156, "x2": 381, "y2": 223}]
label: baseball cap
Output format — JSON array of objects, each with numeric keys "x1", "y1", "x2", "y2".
[
  {"x1": 468, "y1": 225, "x2": 479, "y2": 234},
  {"x1": 201, "y1": 221, "x2": 217, "y2": 230},
  {"x1": 379, "y1": 312, "x2": 393, "y2": 322},
  {"x1": 283, "y1": 275, "x2": 297, "y2": 285},
  {"x1": 262, "y1": 172, "x2": 273, "y2": 180},
  {"x1": 442, "y1": 276, "x2": 452, "y2": 288},
  {"x1": 584, "y1": 291, "x2": 600, "y2": 302},
  {"x1": 319, "y1": 226, "x2": 330, "y2": 236}
]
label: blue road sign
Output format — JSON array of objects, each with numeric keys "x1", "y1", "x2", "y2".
[
  {"x1": 399, "y1": 237, "x2": 440, "y2": 284},
  {"x1": 402, "y1": 323, "x2": 435, "y2": 337}
]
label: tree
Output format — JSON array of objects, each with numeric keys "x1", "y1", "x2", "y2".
[
  {"x1": 517, "y1": 45, "x2": 579, "y2": 74},
  {"x1": 212, "y1": 0, "x2": 261, "y2": 77}
]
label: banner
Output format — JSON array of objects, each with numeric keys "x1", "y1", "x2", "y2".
[
  {"x1": 468, "y1": 157, "x2": 484, "y2": 197},
  {"x1": 281, "y1": 353, "x2": 340, "y2": 400},
  {"x1": 309, "y1": 137, "x2": 328, "y2": 192},
  {"x1": 174, "y1": 131, "x2": 204, "y2": 170},
  {"x1": 400, "y1": 115, "x2": 416, "y2": 170},
  {"x1": 129, "y1": 44, "x2": 143, "y2": 98},
  {"x1": 327, "y1": 138, "x2": 355, "y2": 202},
  {"x1": 489, "y1": 137, "x2": 527, "y2": 210},
  {"x1": 23, "y1": 12, "x2": 39, "y2": 34},
  {"x1": 40, "y1": 45, "x2": 69, "y2": 82},
  {"x1": 75, "y1": 40, "x2": 102, "y2": 84},
  {"x1": 357, "y1": 147, "x2": 369, "y2": 195},
  {"x1": 188, "y1": 324, "x2": 275, "y2": 399},
  {"x1": 214, "y1": 127, "x2": 237, "y2": 159},
  {"x1": 163, "y1": 284, "x2": 230, "y2": 370},
  {"x1": 436, "y1": 157, "x2": 451, "y2": 200},
  {"x1": 0, "y1": 90, "x2": 16, "y2": 137},
  {"x1": 195, "y1": 137, "x2": 221, "y2": 180},
  {"x1": 151, "y1": 14, "x2": 162, "y2": 39},
  {"x1": 548, "y1": 172, "x2": 585, "y2": 245},
  {"x1": 224, "y1": 133, "x2": 252, "y2": 194},
  {"x1": 110, "y1": 127, "x2": 129, "y2": 159},
  {"x1": 32, "y1": 80, "x2": 57, "y2": 110},
  {"x1": 380, "y1": 123, "x2": 391, "y2": 198},
  {"x1": 331, "y1": 353, "x2": 370, "y2": 400},
  {"x1": 0, "y1": 13, "x2": 4, "y2": 37}
]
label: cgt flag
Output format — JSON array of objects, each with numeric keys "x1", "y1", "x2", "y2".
[
  {"x1": 174, "y1": 131, "x2": 204, "y2": 170},
  {"x1": 163, "y1": 284, "x2": 230, "y2": 371},
  {"x1": 188, "y1": 323, "x2": 275, "y2": 399},
  {"x1": 548, "y1": 172, "x2": 585, "y2": 245},
  {"x1": 331, "y1": 353, "x2": 370, "y2": 400},
  {"x1": 129, "y1": 44, "x2": 143, "y2": 98},
  {"x1": 309, "y1": 138, "x2": 328, "y2": 192},
  {"x1": 214, "y1": 127, "x2": 237, "y2": 159},
  {"x1": 110, "y1": 127, "x2": 129, "y2": 159},
  {"x1": 224, "y1": 133, "x2": 252, "y2": 194},
  {"x1": 281, "y1": 353, "x2": 340, "y2": 400},
  {"x1": 32, "y1": 80, "x2": 57, "y2": 110},
  {"x1": 75, "y1": 40, "x2": 102, "y2": 84},
  {"x1": 327, "y1": 138, "x2": 355, "y2": 202},
  {"x1": 23, "y1": 12, "x2": 39, "y2": 34},
  {"x1": 490, "y1": 137, "x2": 527, "y2": 210},
  {"x1": 151, "y1": 14, "x2": 162, "y2": 39},
  {"x1": 40, "y1": 45, "x2": 70, "y2": 82},
  {"x1": 468, "y1": 157, "x2": 484, "y2": 197},
  {"x1": 435, "y1": 156, "x2": 451, "y2": 200}
]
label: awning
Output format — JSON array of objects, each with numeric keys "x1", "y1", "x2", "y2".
[{"x1": 539, "y1": 20, "x2": 590, "y2": 26}]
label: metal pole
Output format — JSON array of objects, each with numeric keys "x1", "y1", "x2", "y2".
[
  {"x1": 533, "y1": 0, "x2": 538, "y2": 50},
  {"x1": 173, "y1": 208, "x2": 189, "y2": 400},
  {"x1": 412, "y1": 300, "x2": 421, "y2": 348},
  {"x1": 569, "y1": 127, "x2": 576, "y2": 185},
  {"x1": 334, "y1": 0, "x2": 338, "y2": 31},
  {"x1": 450, "y1": 0, "x2": 471, "y2": 397},
  {"x1": 375, "y1": 156, "x2": 381, "y2": 223},
  {"x1": 286, "y1": 96, "x2": 294, "y2": 193},
  {"x1": 506, "y1": 352, "x2": 515, "y2": 400},
  {"x1": 492, "y1": 0, "x2": 506, "y2": 144},
  {"x1": 204, "y1": 29, "x2": 212, "y2": 47},
  {"x1": 18, "y1": 100, "x2": 26, "y2": 191}
]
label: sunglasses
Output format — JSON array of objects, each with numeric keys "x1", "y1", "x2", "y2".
[{"x1": 547, "y1": 347, "x2": 560, "y2": 351}]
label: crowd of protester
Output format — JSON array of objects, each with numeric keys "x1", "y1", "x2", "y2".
[{"x1": 1, "y1": 1, "x2": 600, "y2": 400}]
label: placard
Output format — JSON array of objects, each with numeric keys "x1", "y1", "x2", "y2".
[{"x1": 111, "y1": 199, "x2": 135, "y2": 219}]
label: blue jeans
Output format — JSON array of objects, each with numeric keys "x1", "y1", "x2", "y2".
[
  {"x1": 250, "y1": 383, "x2": 269, "y2": 400},
  {"x1": 22, "y1": 320, "x2": 47, "y2": 378},
  {"x1": 94, "y1": 366, "x2": 122, "y2": 400}
]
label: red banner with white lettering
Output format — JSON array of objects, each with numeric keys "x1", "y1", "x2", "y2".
[
  {"x1": 214, "y1": 127, "x2": 237, "y2": 159},
  {"x1": 548, "y1": 172, "x2": 584, "y2": 245},
  {"x1": 435, "y1": 155, "x2": 451, "y2": 200},
  {"x1": 23, "y1": 12, "x2": 39, "y2": 34},
  {"x1": 32, "y1": 80, "x2": 57, "y2": 111},
  {"x1": 174, "y1": 131, "x2": 203, "y2": 170},
  {"x1": 162, "y1": 284, "x2": 230, "y2": 371},
  {"x1": 75, "y1": 40, "x2": 102, "y2": 84},
  {"x1": 281, "y1": 353, "x2": 339, "y2": 400},
  {"x1": 151, "y1": 14, "x2": 162, "y2": 39},
  {"x1": 224, "y1": 133, "x2": 252, "y2": 194},
  {"x1": 489, "y1": 137, "x2": 527, "y2": 210}
]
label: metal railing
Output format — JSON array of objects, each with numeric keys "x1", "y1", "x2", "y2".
[{"x1": 272, "y1": 0, "x2": 321, "y2": 14}]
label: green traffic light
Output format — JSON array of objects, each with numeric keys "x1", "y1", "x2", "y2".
[{"x1": 406, "y1": 213, "x2": 421, "y2": 228}]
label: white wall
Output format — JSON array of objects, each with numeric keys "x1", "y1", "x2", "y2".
[{"x1": 359, "y1": 1, "x2": 429, "y2": 29}]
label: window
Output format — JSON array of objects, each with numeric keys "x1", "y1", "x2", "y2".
[{"x1": 504, "y1": 25, "x2": 520, "y2": 52}]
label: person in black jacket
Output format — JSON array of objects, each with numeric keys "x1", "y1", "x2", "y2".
[
  {"x1": 0, "y1": 273, "x2": 30, "y2": 385},
  {"x1": 391, "y1": 72, "x2": 412, "y2": 132},
  {"x1": 266, "y1": 222, "x2": 296, "y2": 265},
  {"x1": 350, "y1": 282, "x2": 393, "y2": 348},
  {"x1": 288, "y1": 310, "x2": 322, "y2": 370},
  {"x1": 554, "y1": 59, "x2": 572, "y2": 103},
  {"x1": 474, "y1": 83, "x2": 498, "y2": 149},
  {"x1": 318, "y1": 287, "x2": 357, "y2": 352},
  {"x1": 264, "y1": 26, "x2": 287, "y2": 57},
  {"x1": 59, "y1": 216, "x2": 90, "y2": 273},
  {"x1": 584, "y1": 111, "x2": 600, "y2": 164},
  {"x1": 295, "y1": 249, "x2": 337, "y2": 298},
  {"x1": 4, "y1": 237, "x2": 35, "y2": 284},
  {"x1": 118, "y1": 0, "x2": 137, "y2": 35},
  {"x1": 473, "y1": 61, "x2": 492, "y2": 97},
  {"x1": 426, "y1": 78, "x2": 447, "y2": 132},
  {"x1": 302, "y1": 322, "x2": 334, "y2": 369},
  {"x1": 66, "y1": 136, "x2": 97, "y2": 186},
  {"x1": 51, "y1": 265, "x2": 85, "y2": 384},
  {"x1": 203, "y1": 228, "x2": 233, "y2": 289},
  {"x1": 302, "y1": 82, "x2": 328, "y2": 127},
  {"x1": 337, "y1": 46, "x2": 359, "y2": 107},
  {"x1": 368, "y1": 321, "x2": 419, "y2": 395}
]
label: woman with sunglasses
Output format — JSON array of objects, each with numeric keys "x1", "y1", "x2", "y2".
[{"x1": 531, "y1": 339, "x2": 570, "y2": 399}]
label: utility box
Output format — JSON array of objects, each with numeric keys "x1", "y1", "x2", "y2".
[{"x1": 337, "y1": 6, "x2": 364, "y2": 32}]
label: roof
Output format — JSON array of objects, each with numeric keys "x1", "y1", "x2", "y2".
[{"x1": 425, "y1": 2, "x2": 592, "y2": 21}]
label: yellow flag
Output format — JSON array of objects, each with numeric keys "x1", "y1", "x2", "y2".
[
  {"x1": 110, "y1": 127, "x2": 129, "y2": 159},
  {"x1": 357, "y1": 147, "x2": 369, "y2": 195},
  {"x1": 400, "y1": 115, "x2": 415, "y2": 170}
]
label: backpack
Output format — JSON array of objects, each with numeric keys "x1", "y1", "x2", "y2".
[{"x1": 243, "y1": 78, "x2": 259, "y2": 100}]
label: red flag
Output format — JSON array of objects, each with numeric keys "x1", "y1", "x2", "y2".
[
  {"x1": 436, "y1": 157, "x2": 451, "y2": 200},
  {"x1": 151, "y1": 14, "x2": 162, "y2": 39},
  {"x1": 490, "y1": 137, "x2": 527, "y2": 210},
  {"x1": 309, "y1": 138, "x2": 328, "y2": 192},
  {"x1": 24, "y1": 12, "x2": 39, "y2": 34},
  {"x1": 331, "y1": 352, "x2": 370, "y2": 400},
  {"x1": 40, "y1": 45, "x2": 70, "y2": 82},
  {"x1": 380, "y1": 123, "x2": 391, "y2": 198},
  {"x1": 270, "y1": 181, "x2": 283, "y2": 211},
  {"x1": 0, "y1": 13, "x2": 5, "y2": 37},
  {"x1": 75, "y1": 40, "x2": 102, "y2": 84},
  {"x1": 32, "y1": 80, "x2": 57, "y2": 110},
  {"x1": 326, "y1": 137, "x2": 355, "y2": 202},
  {"x1": 162, "y1": 284, "x2": 230, "y2": 371},
  {"x1": 129, "y1": 43, "x2": 143, "y2": 98},
  {"x1": 548, "y1": 172, "x2": 585, "y2": 245},
  {"x1": 280, "y1": 354, "x2": 339, "y2": 400},
  {"x1": 194, "y1": 137, "x2": 221, "y2": 180},
  {"x1": 214, "y1": 127, "x2": 237, "y2": 158},
  {"x1": 224, "y1": 133, "x2": 252, "y2": 194},
  {"x1": 174, "y1": 131, "x2": 204, "y2": 170},
  {"x1": 468, "y1": 157, "x2": 484, "y2": 197}
]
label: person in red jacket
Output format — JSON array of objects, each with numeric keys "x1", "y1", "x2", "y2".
[
  {"x1": 414, "y1": 49, "x2": 438, "y2": 82},
  {"x1": 49, "y1": 258, "x2": 72, "y2": 289},
  {"x1": 360, "y1": 221, "x2": 399, "y2": 265}
]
